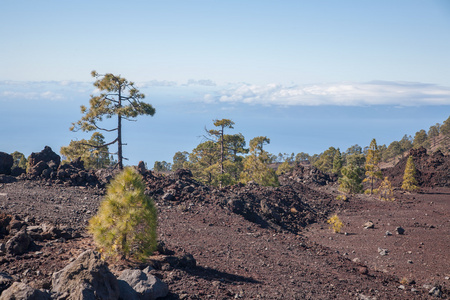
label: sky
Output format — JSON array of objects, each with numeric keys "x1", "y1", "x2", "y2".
[{"x1": 1, "y1": 0, "x2": 450, "y2": 167}]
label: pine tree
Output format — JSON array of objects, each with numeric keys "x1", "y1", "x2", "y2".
[
  {"x1": 276, "y1": 160, "x2": 293, "y2": 175},
  {"x1": 332, "y1": 148, "x2": 343, "y2": 175},
  {"x1": 11, "y1": 151, "x2": 27, "y2": 169},
  {"x1": 338, "y1": 164, "x2": 363, "y2": 194},
  {"x1": 402, "y1": 156, "x2": 419, "y2": 192},
  {"x1": 60, "y1": 132, "x2": 111, "y2": 169},
  {"x1": 313, "y1": 147, "x2": 338, "y2": 173},
  {"x1": 363, "y1": 139, "x2": 383, "y2": 194},
  {"x1": 379, "y1": 177, "x2": 395, "y2": 201},
  {"x1": 71, "y1": 71, "x2": 155, "y2": 169},
  {"x1": 240, "y1": 136, "x2": 279, "y2": 187},
  {"x1": 88, "y1": 167, "x2": 158, "y2": 261},
  {"x1": 172, "y1": 151, "x2": 189, "y2": 171}
]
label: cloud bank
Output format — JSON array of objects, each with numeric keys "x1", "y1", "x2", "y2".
[
  {"x1": 2, "y1": 80, "x2": 450, "y2": 106},
  {"x1": 207, "y1": 81, "x2": 450, "y2": 106}
]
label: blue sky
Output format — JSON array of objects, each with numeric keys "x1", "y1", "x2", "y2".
[{"x1": 1, "y1": 1, "x2": 450, "y2": 167}]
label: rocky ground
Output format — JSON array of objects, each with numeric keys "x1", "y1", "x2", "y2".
[
  {"x1": 0, "y1": 146, "x2": 448, "y2": 299},
  {"x1": 0, "y1": 180, "x2": 448, "y2": 298}
]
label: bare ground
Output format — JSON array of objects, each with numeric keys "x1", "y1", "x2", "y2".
[{"x1": 0, "y1": 178, "x2": 448, "y2": 299}]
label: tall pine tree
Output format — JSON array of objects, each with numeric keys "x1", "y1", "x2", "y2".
[{"x1": 363, "y1": 139, "x2": 383, "y2": 194}]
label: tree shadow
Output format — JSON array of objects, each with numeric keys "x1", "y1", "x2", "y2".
[{"x1": 181, "y1": 264, "x2": 260, "y2": 284}]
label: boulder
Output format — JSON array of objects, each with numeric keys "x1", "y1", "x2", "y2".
[
  {"x1": 10, "y1": 166, "x2": 25, "y2": 177},
  {"x1": 0, "y1": 152, "x2": 13, "y2": 175},
  {"x1": 27, "y1": 146, "x2": 60, "y2": 177},
  {"x1": 0, "y1": 213, "x2": 12, "y2": 237},
  {"x1": 28, "y1": 161, "x2": 48, "y2": 177},
  {"x1": 0, "y1": 175, "x2": 16, "y2": 184},
  {"x1": 137, "y1": 161, "x2": 147, "y2": 175},
  {"x1": 52, "y1": 250, "x2": 120, "y2": 300},
  {"x1": 118, "y1": 267, "x2": 168, "y2": 300},
  {"x1": 0, "y1": 282, "x2": 50, "y2": 300},
  {"x1": 175, "y1": 169, "x2": 192, "y2": 179},
  {"x1": 5, "y1": 228, "x2": 32, "y2": 255}
]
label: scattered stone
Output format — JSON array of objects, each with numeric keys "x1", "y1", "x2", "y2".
[
  {"x1": 52, "y1": 250, "x2": 120, "y2": 300},
  {"x1": 0, "y1": 282, "x2": 50, "y2": 300},
  {"x1": 0, "y1": 272, "x2": 13, "y2": 294},
  {"x1": 179, "y1": 253, "x2": 196, "y2": 268},
  {"x1": 5, "y1": 228, "x2": 32, "y2": 255},
  {"x1": 429, "y1": 286, "x2": 442, "y2": 297},
  {"x1": 377, "y1": 247, "x2": 388, "y2": 256},
  {"x1": 396, "y1": 226, "x2": 405, "y2": 235},
  {"x1": 118, "y1": 266, "x2": 168, "y2": 300},
  {"x1": 358, "y1": 266, "x2": 368, "y2": 275},
  {"x1": 398, "y1": 285, "x2": 405, "y2": 290},
  {"x1": 363, "y1": 221, "x2": 374, "y2": 229},
  {"x1": 385, "y1": 231, "x2": 392, "y2": 236},
  {"x1": 162, "y1": 192, "x2": 175, "y2": 201}
]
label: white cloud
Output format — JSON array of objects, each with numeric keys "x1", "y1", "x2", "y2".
[
  {"x1": 208, "y1": 81, "x2": 450, "y2": 106},
  {"x1": 1, "y1": 90, "x2": 64, "y2": 101},
  {"x1": 137, "y1": 80, "x2": 177, "y2": 87},
  {"x1": 184, "y1": 79, "x2": 216, "y2": 86}
]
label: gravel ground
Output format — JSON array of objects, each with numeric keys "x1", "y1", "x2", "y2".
[{"x1": 0, "y1": 178, "x2": 448, "y2": 299}]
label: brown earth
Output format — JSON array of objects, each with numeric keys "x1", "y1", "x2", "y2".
[{"x1": 0, "y1": 155, "x2": 449, "y2": 298}]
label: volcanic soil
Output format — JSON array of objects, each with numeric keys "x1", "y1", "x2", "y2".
[{"x1": 0, "y1": 162, "x2": 448, "y2": 299}]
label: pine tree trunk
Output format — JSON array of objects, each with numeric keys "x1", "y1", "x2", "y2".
[{"x1": 118, "y1": 88, "x2": 123, "y2": 169}]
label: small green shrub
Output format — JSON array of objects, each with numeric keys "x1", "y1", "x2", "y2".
[
  {"x1": 379, "y1": 177, "x2": 395, "y2": 201},
  {"x1": 336, "y1": 194, "x2": 347, "y2": 201},
  {"x1": 327, "y1": 214, "x2": 344, "y2": 233},
  {"x1": 88, "y1": 167, "x2": 157, "y2": 261}
]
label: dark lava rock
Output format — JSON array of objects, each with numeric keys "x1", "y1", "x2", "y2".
[
  {"x1": 5, "y1": 228, "x2": 32, "y2": 255},
  {"x1": 0, "y1": 152, "x2": 13, "y2": 175}
]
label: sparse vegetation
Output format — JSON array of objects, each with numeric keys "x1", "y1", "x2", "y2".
[
  {"x1": 276, "y1": 160, "x2": 293, "y2": 175},
  {"x1": 402, "y1": 156, "x2": 419, "y2": 192},
  {"x1": 240, "y1": 136, "x2": 279, "y2": 187},
  {"x1": 378, "y1": 177, "x2": 395, "y2": 201},
  {"x1": 60, "y1": 132, "x2": 111, "y2": 169},
  {"x1": 88, "y1": 167, "x2": 158, "y2": 261},
  {"x1": 336, "y1": 194, "x2": 348, "y2": 201},
  {"x1": 327, "y1": 214, "x2": 344, "y2": 233}
]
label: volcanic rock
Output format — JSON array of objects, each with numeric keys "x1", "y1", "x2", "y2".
[
  {"x1": 0, "y1": 282, "x2": 50, "y2": 300},
  {"x1": 0, "y1": 273, "x2": 13, "y2": 294},
  {"x1": 5, "y1": 228, "x2": 32, "y2": 255},
  {"x1": 10, "y1": 166, "x2": 25, "y2": 177},
  {"x1": 117, "y1": 266, "x2": 168, "y2": 300},
  {"x1": 52, "y1": 250, "x2": 120, "y2": 300},
  {"x1": 0, "y1": 152, "x2": 13, "y2": 175},
  {"x1": 27, "y1": 146, "x2": 60, "y2": 178},
  {"x1": 396, "y1": 226, "x2": 405, "y2": 235}
]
